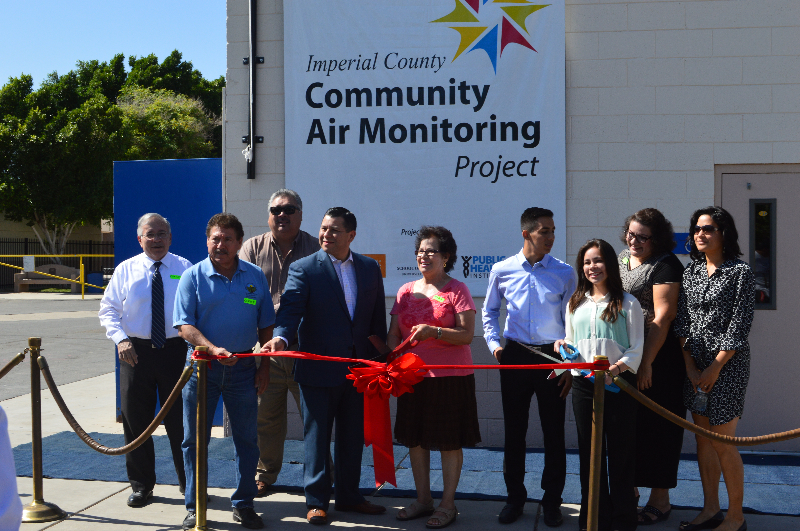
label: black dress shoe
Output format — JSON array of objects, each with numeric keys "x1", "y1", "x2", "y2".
[
  {"x1": 127, "y1": 489, "x2": 153, "y2": 507},
  {"x1": 182, "y1": 512, "x2": 196, "y2": 530},
  {"x1": 542, "y1": 504, "x2": 563, "y2": 527},
  {"x1": 255, "y1": 480, "x2": 272, "y2": 498},
  {"x1": 233, "y1": 507, "x2": 265, "y2": 529},
  {"x1": 499, "y1": 504, "x2": 524, "y2": 524}
]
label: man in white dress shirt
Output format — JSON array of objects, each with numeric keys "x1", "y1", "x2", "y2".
[{"x1": 99, "y1": 213, "x2": 192, "y2": 507}]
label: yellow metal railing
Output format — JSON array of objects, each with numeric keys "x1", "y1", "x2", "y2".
[{"x1": 0, "y1": 254, "x2": 113, "y2": 299}]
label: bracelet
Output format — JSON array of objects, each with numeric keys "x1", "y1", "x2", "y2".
[{"x1": 436, "y1": 327, "x2": 442, "y2": 340}]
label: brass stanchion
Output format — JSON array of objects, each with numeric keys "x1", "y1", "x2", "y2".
[
  {"x1": 193, "y1": 347, "x2": 209, "y2": 531},
  {"x1": 586, "y1": 355, "x2": 608, "y2": 531},
  {"x1": 21, "y1": 337, "x2": 66, "y2": 523}
]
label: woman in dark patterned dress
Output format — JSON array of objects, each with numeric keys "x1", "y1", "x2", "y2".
[
  {"x1": 675, "y1": 207, "x2": 755, "y2": 531},
  {"x1": 618, "y1": 209, "x2": 686, "y2": 526}
]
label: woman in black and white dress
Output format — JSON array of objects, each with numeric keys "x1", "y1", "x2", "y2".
[{"x1": 675, "y1": 206, "x2": 754, "y2": 531}]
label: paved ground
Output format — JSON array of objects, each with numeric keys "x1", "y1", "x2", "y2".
[{"x1": 0, "y1": 293, "x2": 110, "y2": 401}]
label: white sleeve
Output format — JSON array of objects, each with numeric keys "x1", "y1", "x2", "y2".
[
  {"x1": 619, "y1": 296, "x2": 644, "y2": 372},
  {"x1": 481, "y1": 267, "x2": 503, "y2": 353},
  {"x1": 98, "y1": 268, "x2": 128, "y2": 345},
  {"x1": 0, "y1": 406, "x2": 22, "y2": 530}
]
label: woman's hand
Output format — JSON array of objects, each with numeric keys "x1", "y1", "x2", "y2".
[
  {"x1": 408, "y1": 324, "x2": 436, "y2": 344},
  {"x1": 553, "y1": 339, "x2": 568, "y2": 354},
  {"x1": 637, "y1": 361, "x2": 653, "y2": 390},
  {"x1": 697, "y1": 362, "x2": 721, "y2": 393},
  {"x1": 686, "y1": 364, "x2": 702, "y2": 391}
]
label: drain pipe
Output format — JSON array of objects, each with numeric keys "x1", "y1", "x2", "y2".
[{"x1": 242, "y1": 0, "x2": 263, "y2": 179}]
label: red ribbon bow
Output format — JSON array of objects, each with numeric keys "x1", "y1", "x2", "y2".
[{"x1": 347, "y1": 350, "x2": 428, "y2": 487}]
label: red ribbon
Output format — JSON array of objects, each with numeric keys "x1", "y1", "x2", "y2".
[{"x1": 190, "y1": 348, "x2": 609, "y2": 488}]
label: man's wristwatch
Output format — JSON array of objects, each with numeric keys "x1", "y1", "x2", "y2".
[{"x1": 436, "y1": 327, "x2": 442, "y2": 340}]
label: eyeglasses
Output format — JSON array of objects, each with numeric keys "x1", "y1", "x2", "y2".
[
  {"x1": 625, "y1": 231, "x2": 652, "y2": 244},
  {"x1": 415, "y1": 249, "x2": 441, "y2": 257},
  {"x1": 142, "y1": 231, "x2": 169, "y2": 241},
  {"x1": 269, "y1": 205, "x2": 299, "y2": 216},
  {"x1": 693, "y1": 225, "x2": 720, "y2": 234}
]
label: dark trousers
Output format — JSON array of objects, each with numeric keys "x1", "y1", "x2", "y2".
[
  {"x1": 299, "y1": 382, "x2": 365, "y2": 511},
  {"x1": 572, "y1": 373, "x2": 638, "y2": 531},
  {"x1": 500, "y1": 340, "x2": 566, "y2": 507},
  {"x1": 120, "y1": 337, "x2": 187, "y2": 493}
]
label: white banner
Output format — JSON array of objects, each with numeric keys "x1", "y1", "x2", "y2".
[{"x1": 285, "y1": 0, "x2": 566, "y2": 295}]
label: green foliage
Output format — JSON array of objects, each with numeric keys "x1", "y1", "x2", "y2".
[
  {"x1": 118, "y1": 86, "x2": 217, "y2": 160},
  {"x1": 0, "y1": 50, "x2": 224, "y2": 253}
]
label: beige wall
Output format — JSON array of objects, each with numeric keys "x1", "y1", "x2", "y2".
[{"x1": 226, "y1": 0, "x2": 800, "y2": 451}]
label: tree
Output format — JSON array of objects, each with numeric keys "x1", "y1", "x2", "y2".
[
  {"x1": 0, "y1": 51, "x2": 225, "y2": 254},
  {"x1": 118, "y1": 86, "x2": 218, "y2": 160},
  {"x1": 0, "y1": 94, "x2": 125, "y2": 256}
]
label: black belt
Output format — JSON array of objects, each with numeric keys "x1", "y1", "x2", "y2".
[{"x1": 129, "y1": 337, "x2": 185, "y2": 349}]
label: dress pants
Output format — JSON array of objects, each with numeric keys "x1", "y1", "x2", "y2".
[
  {"x1": 572, "y1": 372, "x2": 638, "y2": 531},
  {"x1": 299, "y1": 382, "x2": 365, "y2": 511},
  {"x1": 182, "y1": 357, "x2": 259, "y2": 511},
  {"x1": 120, "y1": 337, "x2": 187, "y2": 493},
  {"x1": 500, "y1": 340, "x2": 566, "y2": 508},
  {"x1": 255, "y1": 355, "x2": 302, "y2": 485}
]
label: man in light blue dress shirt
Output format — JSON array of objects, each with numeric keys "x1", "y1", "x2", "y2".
[{"x1": 482, "y1": 207, "x2": 577, "y2": 527}]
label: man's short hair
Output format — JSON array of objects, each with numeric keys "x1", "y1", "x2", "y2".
[
  {"x1": 137, "y1": 213, "x2": 171, "y2": 237},
  {"x1": 206, "y1": 213, "x2": 244, "y2": 241},
  {"x1": 520, "y1": 207, "x2": 554, "y2": 233},
  {"x1": 324, "y1": 207, "x2": 357, "y2": 232},
  {"x1": 268, "y1": 189, "x2": 303, "y2": 210}
]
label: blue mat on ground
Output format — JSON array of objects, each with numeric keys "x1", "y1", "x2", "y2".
[{"x1": 13, "y1": 432, "x2": 800, "y2": 516}]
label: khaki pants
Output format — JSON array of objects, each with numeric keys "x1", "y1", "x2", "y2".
[{"x1": 255, "y1": 355, "x2": 301, "y2": 484}]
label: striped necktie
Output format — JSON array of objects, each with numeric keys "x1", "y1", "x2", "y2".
[{"x1": 151, "y1": 261, "x2": 166, "y2": 349}]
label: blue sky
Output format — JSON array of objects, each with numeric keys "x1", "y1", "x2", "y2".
[{"x1": 0, "y1": 1, "x2": 226, "y2": 88}]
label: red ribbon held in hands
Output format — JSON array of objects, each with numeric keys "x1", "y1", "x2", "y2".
[{"x1": 190, "y1": 340, "x2": 608, "y2": 489}]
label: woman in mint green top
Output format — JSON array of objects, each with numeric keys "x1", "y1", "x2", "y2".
[{"x1": 556, "y1": 239, "x2": 644, "y2": 531}]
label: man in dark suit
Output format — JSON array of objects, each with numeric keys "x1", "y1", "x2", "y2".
[{"x1": 264, "y1": 207, "x2": 387, "y2": 525}]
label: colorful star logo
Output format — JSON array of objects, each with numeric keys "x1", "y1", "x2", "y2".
[{"x1": 432, "y1": 0, "x2": 550, "y2": 73}]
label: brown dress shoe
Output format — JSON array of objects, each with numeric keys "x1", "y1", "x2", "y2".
[
  {"x1": 307, "y1": 508, "x2": 328, "y2": 525},
  {"x1": 334, "y1": 501, "x2": 386, "y2": 515}
]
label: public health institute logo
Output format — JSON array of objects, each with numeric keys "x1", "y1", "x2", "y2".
[{"x1": 432, "y1": 0, "x2": 549, "y2": 73}]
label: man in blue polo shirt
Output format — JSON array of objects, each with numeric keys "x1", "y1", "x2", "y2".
[{"x1": 174, "y1": 213, "x2": 275, "y2": 530}]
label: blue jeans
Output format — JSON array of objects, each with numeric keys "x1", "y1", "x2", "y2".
[{"x1": 182, "y1": 357, "x2": 259, "y2": 511}]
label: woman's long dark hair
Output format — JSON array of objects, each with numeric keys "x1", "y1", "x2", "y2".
[
  {"x1": 569, "y1": 239, "x2": 625, "y2": 323},
  {"x1": 687, "y1": 206, "x2": 742, "y2": 261}
]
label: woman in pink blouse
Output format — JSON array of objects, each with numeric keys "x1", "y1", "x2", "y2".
[{"x1": 389, "y1": 226, "x2": 481, "y2": 530}]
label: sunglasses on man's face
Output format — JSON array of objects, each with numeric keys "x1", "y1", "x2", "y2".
[
  {"x1": 269, "y1": 205, "x2": 299, "y2": 216},
  {"x1": 692, "y1": 225, "x2": 719, "y2": 235}
]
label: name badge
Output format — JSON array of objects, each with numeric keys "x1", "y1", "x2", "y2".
[
  {"x1": 432, "y1": 295, "x2": 445, "y2": 303},
  {"x1": 170, "y1": 274, "x2": 181, "y2": 280},
  {"x1": 244, "y1": 298, "x2": 257, "y2": 306}
]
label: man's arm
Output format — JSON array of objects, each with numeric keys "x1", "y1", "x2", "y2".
[
  {"x1": 264, "y1": 261, "x2": 309, "y2": 352},
  {"x1": 369, "y1": 264, "x2": 388, "y2": 342},
  {"x1": 481, "y1": 268, "x2": 504, "y2": 361},
  {"x1": 177, "y1": 324, "x2": 238, "y2": 366},
  {"x1": 98, "y1": 268, "x2": 138, "y2": 366}
]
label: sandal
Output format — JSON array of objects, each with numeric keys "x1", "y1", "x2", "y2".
[
  {"x1": 678, "y1": 511, "x2": 725, "y2": 531},
  {"x1": 426, "y1": 506, "x2": 457, "y2": 529},
  {"x1": 397, "y1": 499, "x2": 435, "y2": 521},
  {"x1": 638, "y1": 504, "x2": 671, "y2": 525}
]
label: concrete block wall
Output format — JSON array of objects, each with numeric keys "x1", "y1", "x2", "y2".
[
  {"x1": 566, "y1": 0, "x2": 800, "y2": 264},
  {"x1": 227, "y1": 0, "x2": 800, "y2": 449}
]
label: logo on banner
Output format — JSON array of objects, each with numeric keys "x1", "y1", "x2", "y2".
[
  {"x1": 462, "y1": 254, "x2": 506, "y2": 279},
  {"x1": 431, "y1": 0, "x2": 550, "y2": 73}
]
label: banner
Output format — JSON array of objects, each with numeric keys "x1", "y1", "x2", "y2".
[{"x1": 285, "y1": 0, "x2": 566, "y2": 294}]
